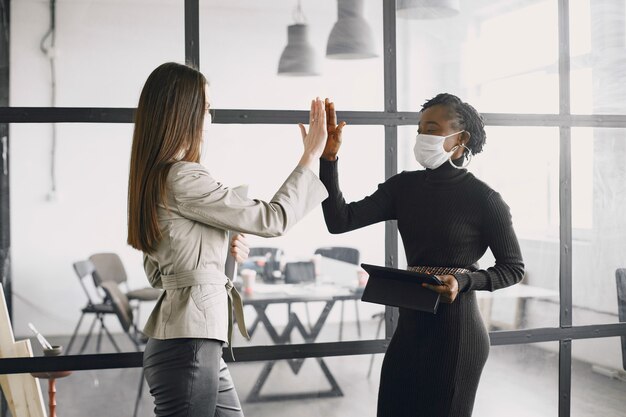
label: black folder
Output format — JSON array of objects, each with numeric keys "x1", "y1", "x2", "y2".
[{"x1": 360, "y1": 263, "x2": 444, "y2": 314}]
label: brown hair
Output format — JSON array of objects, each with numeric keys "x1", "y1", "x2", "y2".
[{"x1": 127, "y1": 62, "x2": 207, "y2": 253}]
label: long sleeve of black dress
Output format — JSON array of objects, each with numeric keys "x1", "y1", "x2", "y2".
[{"x1": 319, "y1": 158, "x2": 524, "y2": 292}]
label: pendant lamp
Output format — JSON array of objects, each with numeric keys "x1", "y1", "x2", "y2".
[
  {"x1": 278, "y1": 2, "x2": 321, "y2": 76},
  {"x1": 326, "y1": 0, "x2": 378, "y2": 59},
  {"x1": 396, "y1": 0, "x2": 460, "y2": 19}
]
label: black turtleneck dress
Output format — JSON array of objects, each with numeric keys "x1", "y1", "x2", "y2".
[{"x1": 319, "y1": 158, "x2": 525, "y2": 417}]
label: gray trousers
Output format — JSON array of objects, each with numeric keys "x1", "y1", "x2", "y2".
[{"x1": 143, "y1": 338, "x2": 244, "y2": 417}]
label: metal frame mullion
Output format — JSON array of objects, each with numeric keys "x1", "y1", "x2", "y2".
[
  {"x1": 5, "y1": 108, "x2": 626, "y2": 128},
  {"x1": 185, "y1": 0, "x2": 199, "y2": 68},
  {"x1": 2, "y1": 322, "x2": 626, "y2": 375},
  {"x1": 0, "y1": 0, "x2": 10, "y2": 415},
  {"x1": 558, "y1": 1, "x2": 573, "y2": 416},
  {"x1": 382, "y1": 0, "x2": 399, "y2": 339},
  {"x1": 6, "y1": 107, "x2": 626, "y2": 129}
]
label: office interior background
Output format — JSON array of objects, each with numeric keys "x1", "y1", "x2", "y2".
[{"x1": 1, "y1": 0, "x2": 626, "y2": 416}]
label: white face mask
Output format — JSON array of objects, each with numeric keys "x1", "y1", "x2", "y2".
[{"x1": 413, "y1": 131, "x2": 464, "y2": 169}]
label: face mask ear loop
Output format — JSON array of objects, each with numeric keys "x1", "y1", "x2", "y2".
[{"x1": 448, "y1": 144, "x2": 473, "y2": 169}]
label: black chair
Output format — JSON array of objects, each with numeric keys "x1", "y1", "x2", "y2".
[
  {"x1": 66, "y1": 260, "x2": 120, "y2": 355},
  {"x1": 616, "y1": 268, "x2": 626, "y2": 371},
  {"x1": 99, "y1": 280, "x2": 148, "y2": 417},
  {"x1": 314, "y1": 246, "x2": 362, "y2": 340}
]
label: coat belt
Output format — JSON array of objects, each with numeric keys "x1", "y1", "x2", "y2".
[{"x1": 161, "y1": 270, "x2": 250, "y2": 359}]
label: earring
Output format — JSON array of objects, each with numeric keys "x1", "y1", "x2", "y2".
[{"x1": 448, "y1": 144, "x2": 473, "y2": 169}]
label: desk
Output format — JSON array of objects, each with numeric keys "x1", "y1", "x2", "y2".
[
  {"x1": 476, "y1": 284, "x2": 559, "y2": 330},
  {"x1": 241, "y1": 283, "x2": 360, "y2": 402}
]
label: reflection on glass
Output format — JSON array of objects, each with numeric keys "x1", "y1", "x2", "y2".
[
  {"x1": 398, "y1": 126, "x2": 560, "y2": 330},
  {"x1": 572, "y1": 128, "x2": 626, "y2": 326},
  {"x1": 199, "y1": 1, "x2": 384, "y2": 110},
  {"x1": 397, "y1": 0, "x2": 558, "y2": 113},
  {"x1": 570, "y1": 1, "x2": 626, "y2": 115},
  {"x1": 572, "y1": 338, "x2": 626, "y2": 417},
  {"x1": 475, "y1": 343, "x2": 558, "y2": 416}
]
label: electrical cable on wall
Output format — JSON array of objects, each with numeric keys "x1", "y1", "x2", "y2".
[{"x1": 40, "y1": 0, "x2": 57, "y2": 202}]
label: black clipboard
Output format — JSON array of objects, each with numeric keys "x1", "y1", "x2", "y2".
[{"x1": 359, "y1": 263, "x2": 444, "y2": 314}]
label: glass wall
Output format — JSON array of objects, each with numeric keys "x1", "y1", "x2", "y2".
[
  {"x1": 396, "y1": 0, "x2": 559, "y2": 114},
  {"x1": 571, "y1": 128, "x2": 626, "y2": 326},
  {"x1": 3, "y1": 1, "x2": 626, "y2": 417},
  {"x1": 11, "y1": 0, "x2": 185, "y2": 108},
  {"x1": 569, "y1": 0, "x2": 626, "y2": 115},
  {"x1": 475, "y1": 343, "x2": 559, "y2": 417},
  {"x1": 199, "y1": 0, "x2": 384, "y2": 111},
  {"x1": 571, "y1": 338, "x2": 626, "y2": 417},
  {"x1": 9, "y1": 123, "x2": 139, "y2": 345},
  {"x1": 205, "y1": 124, "x2": 387, "y2": 346}
]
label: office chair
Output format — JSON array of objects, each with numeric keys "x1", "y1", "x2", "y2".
[
  {"x1": 616, "y1": 268, "x2": 626, "y2": 371},
  {"x1": 314, "y1": 246, "x2": 362, "y2": 340},
  {"x1": 89, "y1": 253, "x2": 162, "y2": 326},
  {"x1": 99, "y1": 280, "x2": 148, "y2": 417},
  {"x1": 66, "y1": 260, "x2": 121, "y2": 355}
]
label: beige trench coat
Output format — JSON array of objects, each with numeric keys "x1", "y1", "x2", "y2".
[{"x1": 142, "y1": 161, "x2": 328, "y2": 346}]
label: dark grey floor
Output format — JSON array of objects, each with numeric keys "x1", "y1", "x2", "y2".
[{"x1": 25, "y1": 321, "x2": 626, "y2": 417}]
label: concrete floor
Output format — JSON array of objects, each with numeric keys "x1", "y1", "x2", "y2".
[{"x1": 28, "y1": 321, "x2": 626, "y2": 417}]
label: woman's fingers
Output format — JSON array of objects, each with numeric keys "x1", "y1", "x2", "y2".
[
  {"x1": 309, "y1": 99, "x2": 315, "y2": 125},
  {"x1": 230, "y1": 233, "x2": 250, "y2": 263},
  {"x1": 422, "y1": 283, "x2": 447, "y2": 293},
  {"x1": 338, "y1": 121, "x2": 347, "y2": 131},
  {"x1": 309, "y1": 98, "x2": 325, "y2": 130},
  {"x1": 325, "y1": 98, "x2": 334, "y2": 126},
  {"x1": 422, "y1": 275, "x2": 458, "y2": 304},
  {"x1": 317, "y1": 98, "x2": 326, "y2": 126}
]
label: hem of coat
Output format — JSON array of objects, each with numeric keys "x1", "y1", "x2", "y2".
[{"x1": 143, "y1": 329, "x2": 228, "y2": 344}]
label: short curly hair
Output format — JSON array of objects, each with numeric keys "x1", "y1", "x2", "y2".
[{"x1": 420, "y1": 93, "x2": 486, "y2": 156}]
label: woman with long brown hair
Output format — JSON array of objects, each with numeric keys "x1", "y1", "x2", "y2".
[{"x1": 127, "y1": 62, "x2": 328, "y2": 417}]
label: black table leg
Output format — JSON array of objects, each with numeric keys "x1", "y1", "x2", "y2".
[{"x1": 246, "y1": 300, "x2": 344, "y2": 402}]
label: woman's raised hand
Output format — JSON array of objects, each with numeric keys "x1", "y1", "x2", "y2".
[
  {"x1": 298, "y1": 97, "x2": 327, "y2": 169},
  {"x1": 322, "y1": 98, "x2": 346, "y2": 161}
]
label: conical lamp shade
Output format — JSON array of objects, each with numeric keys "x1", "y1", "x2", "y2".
[
  {"x1": 326, "y1": 0, "x2": 378, "y2": 59},
  {"x1": 397, "y1": 0, "x2": 460, "y2": 19},
  {"x1": 278, "y1": 24, "x2": 321, "y2": 76}
]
